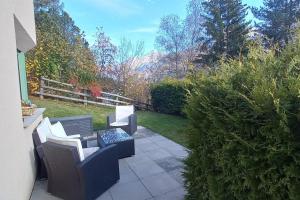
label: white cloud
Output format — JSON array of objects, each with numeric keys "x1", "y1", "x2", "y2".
[
  {"x1": 88, "y1": 0, "x2": 143, "y2": 16},
  {"x1": 128, "y1": 27, "x2": 157, "y2": 33}
]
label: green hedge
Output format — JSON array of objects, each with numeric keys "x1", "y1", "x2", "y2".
[
  {"x1": 151, "y1": 79, "x2": 188, "y2": 115},
  {"x1": 184, "y1": 39, "x2": 300, "y2": 199}
]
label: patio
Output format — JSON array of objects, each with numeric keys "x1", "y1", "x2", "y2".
[{"x1": 30, "y1": 126, "x2": 188, "y2": 200}]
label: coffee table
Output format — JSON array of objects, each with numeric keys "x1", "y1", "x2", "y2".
[{"x1": 97, "y1": 128, "x2": 135, "y2": 159}]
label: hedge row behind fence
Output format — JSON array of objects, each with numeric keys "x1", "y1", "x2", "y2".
[
  {"x1": 151, "y1": 79, "x2": 188, "y2": 115},
  {"x1": 184, "y1": 40, "x2": 300, "y2": 200}
]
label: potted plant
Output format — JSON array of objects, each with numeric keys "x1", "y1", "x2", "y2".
[{"x1": 21, "y1": 100, "x2": 37, "y2": 116}]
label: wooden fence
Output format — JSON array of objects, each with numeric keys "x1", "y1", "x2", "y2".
[{"x1": 35, "y1": 77, "x2": 152, "y2": 110}]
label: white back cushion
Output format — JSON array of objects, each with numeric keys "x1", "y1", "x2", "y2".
[
  {"x1": 50, "y1": 122, "x2": 67, "y2": 138},
  {"x1": 47, "y1": 136, "x2": 85, "y2": 161},
  {"x1": 116, "y1": 105, "x2": 134, "y2": 123},
  {"x1": 37, "y1": 118, "x2": 52, "y2": 143}
]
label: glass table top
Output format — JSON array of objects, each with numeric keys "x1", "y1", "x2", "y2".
[{"x1": 98, "y1": 128, "x2": 132, "y2": 144}]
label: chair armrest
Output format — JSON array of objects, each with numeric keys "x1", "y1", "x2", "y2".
[
  {"x1": 79, "y1": 135, "x2": 97, "y2": 148},
  {"x1": 65, "y1": 134, "x2": 81, "y2": 139},
  {"x1": 107, "y1": 113, "x2": 116, "y2": 126},
  {"x1": 80, "y1": 134, "x2": 97, "y2": 141},
  {"x1": 77, "y1": 145, "x2": 120, "y2": 199},
  {"x1": 126, "y1": 114, "x2": 137, "y2": 135},
  {"x1": 128, "y1": 114, "x2": 137, "y2": 127}
]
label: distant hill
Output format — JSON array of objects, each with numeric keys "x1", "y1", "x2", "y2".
[{"x1": 133, "y1": 51, "x2": 164, "y2": 72}]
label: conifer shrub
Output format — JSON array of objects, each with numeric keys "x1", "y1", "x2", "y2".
[
  {"x1": 151, "y1": 79, "x2": 189, "y2": 115},
  {"x1": 184, "y1": 39, "x2": 300, "y2": 199}
]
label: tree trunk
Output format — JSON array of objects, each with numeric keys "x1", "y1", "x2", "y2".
[{"x1": 175, "y1": 47, "x2": 179, "y2": 79}]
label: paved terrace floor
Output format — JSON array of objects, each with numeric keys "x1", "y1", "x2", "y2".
[{"x1": 30, "y1": 126, "x2": 188, "y2": 200}]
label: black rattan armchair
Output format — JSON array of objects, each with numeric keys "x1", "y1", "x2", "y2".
[
  {"x1": 107, "y1": 113, "x2": 137, "y2": 135},
  {"x1": 107, "y1": 105, "x2": 137, "y2": 135},
  {"x1": 42, "y1": 141, "x2": 120, "y2": 200},
  {"x1": 33, "y1": 115, "x2": 95, "y2": 179},
  {"x1": 107, "y1": 106, "x2": 137, "y2": 135}
]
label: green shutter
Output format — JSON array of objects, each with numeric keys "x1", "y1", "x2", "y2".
[{"x1": 17, "y1": 52, "x2": 29, "y2": 101}]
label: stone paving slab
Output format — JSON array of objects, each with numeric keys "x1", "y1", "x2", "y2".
[
  {"x1": 109, "y1": 180, "x2": 152, "y2": 200},
  {"x1": 154, "y1": 187, "x2": 186, "y2": 200},
  {"x1": 144, "y1": 148, "x2": 172, "y2": 161},
  {"x1": 128, "y1": 159, "x2": 165, "y2": 179},
  {"x1": 155, "y1": 157, "x2": 184, "y2": 172},
  {"x1": 141, "y1": 172, "x2": 181, "y2": 196},
  {"x1": 30, "y1": 126, "x2": 187, "y2": 200}
]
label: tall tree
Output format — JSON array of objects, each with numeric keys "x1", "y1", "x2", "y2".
[
  {"x1": 202, "y1": 0, "x2": 250, "y2": 65},
  {"x1": 114, "y1": 38, "x2": 144, "y2": 94},
  {"x1": 33, "y1": 0, "x2": 62, "y2": 14},
  {"x1": 184, "y1": 0, "x2": 206, "y2": 69},
  {"x1": 252, "y1": 0, "x2": 300, "y2": 47},
  {"x1": 27, "y1": 0, "x2": 97, "y2": 91},
  {"x1": 155, "y1": 15, "x2": 186, "y2": 78},
  {"x1": 92, "y1": 27, "x2": 117, "y2": 77},
  {"x1": 185, "y1": 0, "x2": 205, "y2": 48}
]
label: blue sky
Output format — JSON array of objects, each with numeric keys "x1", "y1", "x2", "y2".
[{"x1": 62, "y1": 0, "x2": 264, "y2": 54}]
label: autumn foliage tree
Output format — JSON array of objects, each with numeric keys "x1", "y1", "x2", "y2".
[{"x1": 26, "y1": 0, "x2": 97, "y2": 92}]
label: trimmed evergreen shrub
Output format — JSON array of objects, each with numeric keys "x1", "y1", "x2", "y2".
[
  {"x1": 151, "y1": 79, "x2": 189, "y2": 115},
  {"x1": 184, "y1": 39, "x2": 300, "y2": 199}
]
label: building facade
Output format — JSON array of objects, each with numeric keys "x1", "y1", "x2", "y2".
[{"x1": 0, "y1": 0, "x2": 38, "y2": 199}]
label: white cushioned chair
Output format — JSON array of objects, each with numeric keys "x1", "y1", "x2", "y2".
[
  {"x1": 107, "y1": 105, "x2": 137, "y2": 135},
  {"x1": 33, "y1": 116, "x2": 97, "y2": 179},
  {"x1": 37, "y1": 118, "x2": 98, "y2": 161}
]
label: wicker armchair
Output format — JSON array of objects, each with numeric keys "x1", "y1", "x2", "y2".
[
  {"x1": 42, "y1": 141, "x2": 119, "y2": 200},
  {"x1": 107, "y1": 106, "x2": 137, "y2": 135},
  {"x1": 33, "y1": 115, "x2": 95, "y2": 179}
]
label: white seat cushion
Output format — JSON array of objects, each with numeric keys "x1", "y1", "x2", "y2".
[
  {"x1": 37, "y1": 117, "x2": 52, "y2": 143},
  {"x1": 110, "y1": 121, "x2": 129, "y2": 127},
  {"x1": 83, "y1": 147, "x2": 99, "y2": 158},
  {"x1": 47, "y1": 136, "x2": 85, "y2": 161},
  {"x1": 115, "y1": 105, "x2": 134, "y2": 123}
]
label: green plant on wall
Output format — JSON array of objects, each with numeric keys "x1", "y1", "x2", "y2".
[{"x1": 17, "y1": 51, "x2": 29, "y2": 101}]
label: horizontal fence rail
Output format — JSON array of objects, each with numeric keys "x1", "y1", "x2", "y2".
[{"x1": 36, "y1": 77, "x2": 152, "y2": 110}]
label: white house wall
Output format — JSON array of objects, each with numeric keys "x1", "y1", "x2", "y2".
[
  {"x1": 0, "y1": 0, "x2": 37, "y2": 199},
  {"x1": 14, "y1": 0, "x2": 36, "y2": 52}
]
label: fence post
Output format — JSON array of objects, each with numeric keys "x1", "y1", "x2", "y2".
[
  {"x1": 83, "y1": 89, "x2": 88, "y2": 106},
  {"x1": 40, "y1": 77, "x2": 44, "y2": 99},
  {"x1": 116, "y1": 96, "x2": 119, "y2": 106}
]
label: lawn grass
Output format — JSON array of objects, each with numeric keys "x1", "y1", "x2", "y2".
[
  {"x1": 32, "y1": 97, "x2": 113, "y2": 129},
  {"x1": 137, "y1": 111, "x2": 189, "y2": 146},
  {"x1": 31, "y1": 97, "x2": 189, "y2": 147}
]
